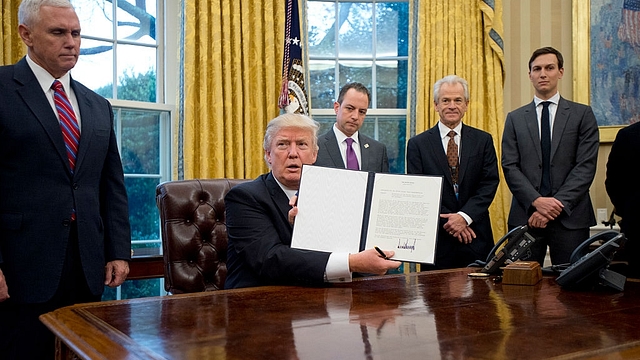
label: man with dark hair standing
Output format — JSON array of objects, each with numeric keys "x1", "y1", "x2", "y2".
[
  {"x1": 314, "y1": 82, "x2": 389, "y2": 172},
  {"x1": 502, "y1": 47, "x2": 599, "y2": 266},
  {"x1": 407, "y1": 75, "x2": 499, "y2": 269},
  {"x1": 0, "y1": 0, "x2": 131, "y2": 358}
]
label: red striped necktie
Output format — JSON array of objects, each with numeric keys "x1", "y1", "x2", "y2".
[{"x1": 52, "y1": 80, "x2": 80, "y2": 172}]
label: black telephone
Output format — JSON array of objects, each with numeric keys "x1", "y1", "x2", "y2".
[
  {"x1": 556, "y1": 231, "x2": 627, "y2": 291},
  {"x1": 467, "y1": 225, "x2": 537, "y2": 274}
]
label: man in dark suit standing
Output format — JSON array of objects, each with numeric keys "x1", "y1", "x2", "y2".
[
  {"x1": 407, "y1": 75, "x2": 499, "y2": 269},
  {"x1": 606, "y1": 121, "x2": 640, "y2": 278},
  {"x1": 0, "y1": 1, "x2": 131, "y2": 358},
  {"x1": 224, "y1": 113, "x2": 400, "y2": 289},
  {"x1": 502, "y1": 47, "x2": 599, "y2": 266},
  {"x1": 314, "y1": 82, "x2": 389, "y2": 172}
]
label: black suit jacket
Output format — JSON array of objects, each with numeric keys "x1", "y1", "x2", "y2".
[
  {"x1": 406, "y1": 123, "x2": 499, "y2": 265},
  {"x1": 0, "y1": 58, "x2": 131, "y2": 303},
  {"x1": 314, "y1": 129, "x2": 389, "y2": 172},
  {"x1": 606, "y1": 121, "x2": 640, "y2": 240},
  {"x1": 224, "y1": 172, "x2": 331, "y2": 289},
  {"x1": 502, "y1": 97, "x2": 598, "y2": 229}
]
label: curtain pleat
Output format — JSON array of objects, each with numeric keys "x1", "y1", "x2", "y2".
[
  {"x1": 180, "y1": 0, "x2": 283, "y2": 179},
  {"x1": 1, "y1": 0, "x2": 25, "y2": 66},
  {"x1": 409, "y1": 0, "x2": 509, "y2": 240}
]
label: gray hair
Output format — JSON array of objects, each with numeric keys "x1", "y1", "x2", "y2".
[
  {"x1": 433, "y1": 75, "x2": 470, "y2": 103},
  {"x1": 19, "y1": 0, "x2": 74, "y2": 26},
  {"x1": 263, "y1": 113, "x2": 319, "y2": 166}
]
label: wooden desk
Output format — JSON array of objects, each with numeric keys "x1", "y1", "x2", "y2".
[{"x1": 41, "y1": 268, "x2": 640, "y2": 359}]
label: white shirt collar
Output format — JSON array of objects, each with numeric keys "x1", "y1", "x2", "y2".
[
  {"x1": 332, "y1": 123, "x2": 359, "y2": 144},
  {"x1": 534, "y1": 92, "x2": 560, "y2": 107},
  {"x1": 25, "y1": 54, "x2": 72, "y2": 94},
  {"x1": 272, "y1": 173, "x2": 298, "y2": 200},
  {"x1": 438, "y1": 121, "x2": 462, "y2": 139}
]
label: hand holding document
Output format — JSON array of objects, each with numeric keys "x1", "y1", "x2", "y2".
[{"x1": 291, "y1": 165, "x2": 442, "y2": 263}]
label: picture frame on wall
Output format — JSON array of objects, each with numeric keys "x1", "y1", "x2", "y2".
[{"x1": 573, "y1": 0, "x2": 638, "y2": 142}]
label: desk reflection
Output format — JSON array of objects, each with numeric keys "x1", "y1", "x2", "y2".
[{"x1": 42, "y1": 270, "x2": 640, "y2": 359}]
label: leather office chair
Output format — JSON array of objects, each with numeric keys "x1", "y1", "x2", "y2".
[{"x1": 156, "y1": 178, "x2": 248, "y2": 294}]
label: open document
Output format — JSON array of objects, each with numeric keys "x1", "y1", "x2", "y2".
[{"x1": 291, "y1": 165, "x2": 442, "y2": 263}]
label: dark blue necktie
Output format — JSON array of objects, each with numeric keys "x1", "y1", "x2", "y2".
[{"x1": 540, "y1": 101, "x2": 551, "y2": 196}]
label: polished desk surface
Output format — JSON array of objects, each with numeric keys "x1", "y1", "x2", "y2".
[{"x1": 41, "y1": 268, "x2": 640, "y2": 360}]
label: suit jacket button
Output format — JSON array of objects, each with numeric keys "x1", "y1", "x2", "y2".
[
  {"x1": 73, "y1": 183, "x2": 79, "y2": 190},
  {"x1": 62, "y1": 219, "x2": 71, "y2": 226}
]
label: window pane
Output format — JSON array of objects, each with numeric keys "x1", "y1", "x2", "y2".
[
  {"x1": 309, "y1": 60, "x2": 336, "y2": 108},
  {"x1": 376, "y1": 60, "x2": 408, "y2": 109},
  {"x1": 116, "y1": 0, "x2": 157, "y2": 45},
  {"x1": 376, "y1": 2, "x2": 409, "y2": 57},
  {"x1": 338, "y1": 3, "x2": 373, "y2": 58},
  {"x1": 73, "y1": 0, "x2": 114, "y2": 39},
  {"x1": 308, "y1": 1, "x2": 336, "y2": 57},
  {"x1": 375, "y1": 115, "x2": 406, "y2": 174},
  {"x1": 339, "y1": 60, "x2": 372, "y2": 92},
  {"x1": 125, "y1": 177, "x2": 161, "y2": 241},
  {"x1": 102, "y1": 278, "x2": 163, "y2": 300},
  {"x1": 121, "y1": 109, "x2": 160, "y2": 174},
  {"x1": 117, "y1": 45, "x2": 157, "y2": 102},
  {"x1": 75, "y1": 39, "x2": 114, "y2": 95}
]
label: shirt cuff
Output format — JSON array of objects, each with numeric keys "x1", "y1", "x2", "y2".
[
  {"x1": 457, "y1": 211, "x2": 473, "y2": 226},
  {"x1": 324, "y1": 252, "x2": 352, "y2": 283}
]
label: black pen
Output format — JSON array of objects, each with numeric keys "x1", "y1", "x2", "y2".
[{"x1": 374, "y1": 246, "x2": 389, "y2": 260}]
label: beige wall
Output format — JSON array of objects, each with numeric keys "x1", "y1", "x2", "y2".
[{"x1": 503, "y1": 0, "x2": 615, "y2": 224}]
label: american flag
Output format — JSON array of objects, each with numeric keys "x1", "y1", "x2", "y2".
[
  {"x1": 279, "y1": 0, "x2": 309, "y2": 115},
  {"x1": 618, "y1": 0, "x2": 640, "y2": 48}
]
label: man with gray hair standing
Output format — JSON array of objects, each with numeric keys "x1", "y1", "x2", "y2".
[
  {"x1": 407, "y1": 75, "x2": 499, "y2": 269},
  {"x1": 0, "y1": 1, "x2": 131, "y2": 358}
]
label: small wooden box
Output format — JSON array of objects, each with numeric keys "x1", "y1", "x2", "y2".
[{"x1": 502, "y1": 261, "x2": 542, "y2": 285}]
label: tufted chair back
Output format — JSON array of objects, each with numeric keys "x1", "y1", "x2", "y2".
[{"x1": 156, "y1": 178, "x2": 249, "y2": 294}]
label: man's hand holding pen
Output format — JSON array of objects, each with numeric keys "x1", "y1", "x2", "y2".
[{"x1": 349, "y1": 248, "x2": 401, "y2": 275}]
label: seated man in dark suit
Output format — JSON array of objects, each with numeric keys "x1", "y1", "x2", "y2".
[
  {"x1": 314, "y1": 82, "x2": 389, "y2": 172},
  {"x1": 224, "y1": 113, "x2": 400, "y2": 289}
]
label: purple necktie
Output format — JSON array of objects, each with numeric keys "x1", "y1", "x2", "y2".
[
  {"x1": 345, "y1": 137, "x2": 359, "y2": 170},
  {"x1": 52, "y1": 80, "x2": 80, "y2": 172}
]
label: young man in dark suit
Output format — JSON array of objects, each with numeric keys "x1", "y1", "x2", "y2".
[
  {"x1": 314, "y1": 82, "x2": 389, "y2": 172},
  {"x1": 224, "y1": 113, "x2": 400, "y2": 289},
  {"x1": 0, "y1": 1, "x2": 131, "y2": 358},
  {"x1": 502, "y1": 47, "x2": 599, "y2": 266},
  {"x1": 406, "y1": 75, "x2": 499, "y2": 269}
]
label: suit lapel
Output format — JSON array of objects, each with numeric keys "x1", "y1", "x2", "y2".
[
  {"x1": 322, "y1": 130, "x2": 345, "y2": 168},
  {"x1": 426, "y1": 125, "x2": 454, "y2": 186},
  {"x1": 14, "y1": 59, "x2": 72, "y2": 175},
  {"x1": 71, "y1": 80, "x2": 93, "y2": 173},
  {"x1": 524, "y1": 101, "x2": 543, "y2": 163},
  {"x1": 265, "y1": 172, "x2": 294, "y2": 227},
  {"x1": 551, "y1": 97, "x2": 571, "y2": 160},
  {"x1": 357, "y1": 133, "x2": 370, "y2": 171},
  {"x1": 458, "y1": 124, "x2": 472, "y2": 184}
]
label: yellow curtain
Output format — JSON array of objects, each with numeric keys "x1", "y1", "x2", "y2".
[
  {"x1": 408, "y1": 0, "x2": 510, "y2": 239},
  {"x1": 180, "y1": 0, "x2": 284, "y2": 179},
  {"x1": 1, "y1": 0, "x2": 25, "y2": 65}
]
